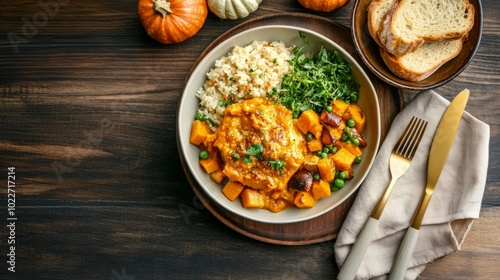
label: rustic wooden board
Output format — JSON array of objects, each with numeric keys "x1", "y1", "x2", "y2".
[{"x1": 179, "y1": 13, "x2": 401, "y2": 245}]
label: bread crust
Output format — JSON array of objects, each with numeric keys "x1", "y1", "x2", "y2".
[
  {"x1": 378, "y1": 0, "x2": 474, "y2": 56},
  {"x1": 367, "y1": 0, "x2": 396, "y2": 47},
  {"x1": 380, "y1": 39, "x2": 464, "y2": 82}
]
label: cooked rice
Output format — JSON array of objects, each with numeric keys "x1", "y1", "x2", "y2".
[{"x1": 196, "y1": 40, "x2": 295, "y2": 129}]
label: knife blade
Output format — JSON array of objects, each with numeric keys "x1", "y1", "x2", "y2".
[{"x1": 388, "y1": 89, "x2": 470, "y2": 280}]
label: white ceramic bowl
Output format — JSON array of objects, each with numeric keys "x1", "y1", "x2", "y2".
[{"x1": 177, "y1": 25, "x2": 381, "y2": 224}]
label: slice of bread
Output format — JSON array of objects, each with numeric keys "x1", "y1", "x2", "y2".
[
  {"x1": 380, "y1": 38, "x2": 464, "y2": 82},
  {"x1": 367, "y1": 0, "x2": 396, "y2": 47},
  {"x1": 378, "y1": 0, "x2": 474, "y2": 55}
]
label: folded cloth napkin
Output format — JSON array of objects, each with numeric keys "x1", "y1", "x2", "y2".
[{"x1": 334, "y1": 90, "x2": 490, "y2": 280}]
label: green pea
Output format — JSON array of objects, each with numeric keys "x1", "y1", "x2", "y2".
[
  {"x1": 347, "y1": 119, "x2": 356, "y2": 128},
  {"x1": 319, "y1": 152, "x2": 328, "y2": 159},
  {"x1": 195, "y1": 112, "x2": 205, "y2": 121},
  {"x1": 355, "y1": 156, "x2": 362, "y2": 164},
  {"x1": 199, "y1": 150, "x2": 209, "y2": 159},
  {"x1": 344, "y1": 127, "x2": 353, "y2": 138},
  {"x1": 323, "y1": 147, "x2": 330, "y2": 154},
  {"x1": 340, "y1": 134, "x2": 348, "y2": 141},
  {"x1": 333, "y1": 178, "x2": 345, "y2": 189},
  {"x1": 325, "y1": 105, "x2": 333, "y2": 112},
  {"x1": 352, "y1": 138, "x2": 360, "y2": 146},
  {"x1": 329, "y1": 146, "x2": 338, "y2": 154},
  {"x1": 338, "y1": 171, "x2": 346, "y2": 179},
  {"x1": 306, "y1": 132, "x2": 314, "y2": 142},
  {"x1": 313, "y1": 172, "x2": 321, "y2": 180}
]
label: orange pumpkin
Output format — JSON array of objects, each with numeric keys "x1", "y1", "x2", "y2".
[
  {"x1": 297, "y1": 0, "x2": 350, "y2": 12},
  {"x1": 138, "y1": 0, "x2": 208, "y2": 44}
]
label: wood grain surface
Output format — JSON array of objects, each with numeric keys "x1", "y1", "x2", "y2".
[{"x1": 0, "y1": 0, "x2": 499, "y2": 279}]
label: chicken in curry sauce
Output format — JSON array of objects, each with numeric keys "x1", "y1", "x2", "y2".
[{"x1": 190, "y1": 97, "x2": 366, "y2": 212}]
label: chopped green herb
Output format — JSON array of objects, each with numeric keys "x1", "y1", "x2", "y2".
[
  {"x1": 218, "y1": 100, "x2": 232, "y2": 107},
  {"x1": 243, "y1": 155, "x2": 252, "y2": 164},
  {"x1": 246, "y1": 143, "x2": 264, "y2": 156},
  {"x1": 272, "y1": 32, "x2": 359, "y2": 118},
  {"x1": 269, "y1": 159, "x2": 285, "y2": 170}
]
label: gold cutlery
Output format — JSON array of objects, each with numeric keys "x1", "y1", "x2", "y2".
[
  {"x1": 338, "y1": 116, "x2": 428, "y2": 280},
  {"x1": 388, "y1": 89, "x2": 470, "y2": 280}
]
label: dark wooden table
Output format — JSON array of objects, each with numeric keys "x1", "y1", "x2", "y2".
[{"x1": 1, "y1": 0, "x2": 498, "y2": 279}]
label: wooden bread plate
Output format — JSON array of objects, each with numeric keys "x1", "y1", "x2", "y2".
[{"x1": 179, "y1": 13, "x2": 401, "y2": 245}]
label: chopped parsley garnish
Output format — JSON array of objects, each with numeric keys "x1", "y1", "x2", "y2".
[
  {"x1": 243, "y1": 155, "x2": 252, "y2": 164},
  {"x1": 231, "y1": 152, "x2": 240, "y2": 159},
  {"x1": 246, "y1": 143, "x2": 264, "y2": 156},
  {"x1": 269, "y1": 159, "x2": 285, "y2": 170},
  {"x1": 218, "y1": 100, "x2": 232, "y2": 107},
  {"x1": 242, "y1": 143, "x2": 265, "y2": 164}
]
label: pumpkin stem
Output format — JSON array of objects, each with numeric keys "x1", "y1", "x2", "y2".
[{"x1": 153, "y1": 0, "x2": 172, "y2": 18}]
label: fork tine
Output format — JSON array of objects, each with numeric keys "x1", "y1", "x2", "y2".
[
  {"x1": 407, "y1": 119, "x2": 427, "y2": 158},
  {"x1": 393, "y1": 117, "x2": 417, "y2": 155},
  {"x1": 395, "y1": 117, "x2": 428, "y2": 159}
]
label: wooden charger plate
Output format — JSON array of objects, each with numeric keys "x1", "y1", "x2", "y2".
[{"x1": 180, "y1": 13, "x2": 401, "y2": 245}]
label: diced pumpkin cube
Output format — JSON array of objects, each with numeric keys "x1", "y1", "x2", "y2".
[
  {"x1": 190, "y1": 120, "x2": 212, "y2": 146},
  {"x1": 331, "y1": 99, "x2": 350, "y2": 116},
  {"x1": 343, "y1": 104, "x2": 366, "y2": 133},
  {"x1": 210, "y1": 170, "x2": 226, "y2": 184},
  {"x1": 303, "y1": 155, "x2": 320, "y2": 173},
  {"x1": 222, "y1": 181, "x2": 245, "y2": 201},
  {"x1": 307, "y1": 137, "x2": 323, "y2": 152},
  {"x1": 267, "y1": 198, "x2": 289, "y2": 213},
  {"x1": 294, "y1": 191, "x2": 316, "y2": 208},
  {"x1": 326, "y1": 121, "x2": 346, "y2": 143},
  {"x1": 317, "y1": 157, "x2": 335, "y2": 182},
  {"x1": 240, "y1": 188, "x2": 265, "y2": 208},
  {"x1": 341, "y1": 142, "x2": 363, "y2": 157},
  {"x1": 321, "y1": 128, "x2": 333, "y2": 145},
  {"x1": 312, "y1": 180, "x2": 332, "y2": 200},
  {"x1": 296, "y1": 109, "x2": 322, "y2": 139},
  {"x1": 199, "y1": 158, "x2": 220, "y2": 173},
  {"x1": 331, "y1": 148, "x2": 356, "y2": 171}
]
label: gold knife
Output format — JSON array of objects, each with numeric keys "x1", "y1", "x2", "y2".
[{"x1": 388, "y1": 89, "x2": 470, "y2": 280}]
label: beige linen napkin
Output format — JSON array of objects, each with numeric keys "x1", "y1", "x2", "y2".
[{"x1": 334, "y1": 90, "x2": 490, "y2": 280}]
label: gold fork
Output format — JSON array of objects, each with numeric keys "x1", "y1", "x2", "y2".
[{"x1": 338, "y1": 116, "x2": 428, "y2": 280}]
